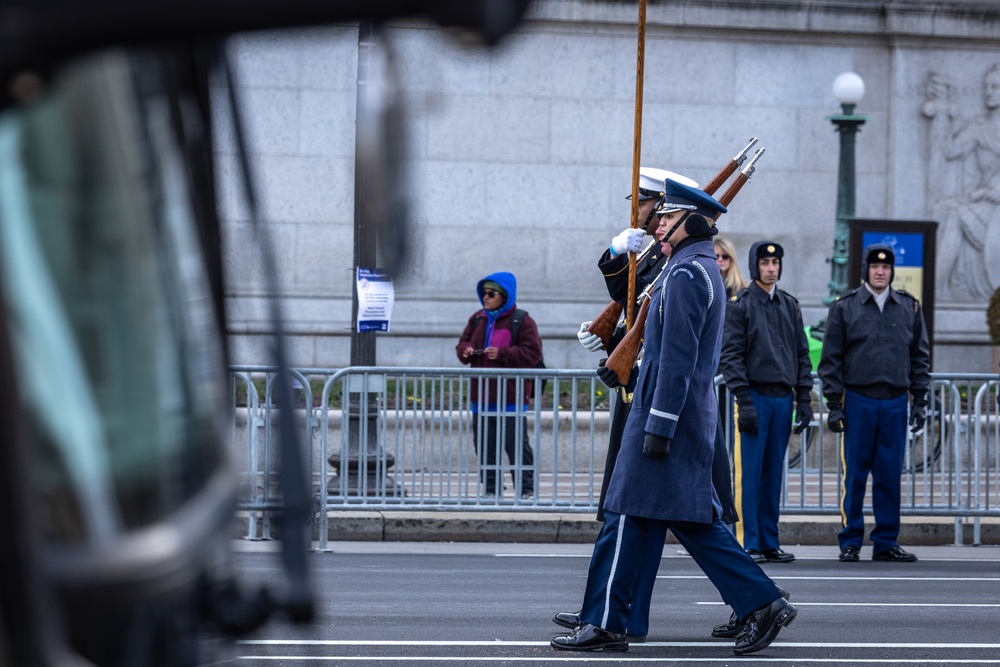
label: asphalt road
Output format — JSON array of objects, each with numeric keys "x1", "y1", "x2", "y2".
[{"x1": 233, "y1": 541, "x2": 1000, "y2": 665}]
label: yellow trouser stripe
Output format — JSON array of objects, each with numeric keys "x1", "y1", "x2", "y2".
[
  {"x1": 839, "y1": 432, "x2": 848, "y2": 528},
  {"x1": 733, "y1": 403, "x2": 744, "y2": 547}
]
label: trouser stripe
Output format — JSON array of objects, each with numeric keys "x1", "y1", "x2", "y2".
[{"x1": 601, "y1": 515, "x2": 626, "y2": 629}]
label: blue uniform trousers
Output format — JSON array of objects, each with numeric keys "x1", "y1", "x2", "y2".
[
  {"x1": 839, "y1": 390, "x2": 907, "y2": 553},
  {"x1": 580, "y1": 511, "x2": 780, "y2": 635},
  {"x1": 734, "y1": 390, "x2": 792, "y2": 551}
]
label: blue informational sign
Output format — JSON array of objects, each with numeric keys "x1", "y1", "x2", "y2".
[
  {"x1": 356, "y1": 267, "x2": 394, "y2": 332},
  {"x1": 861, "y1": 231, "x2": 924, "y2": 300},
  {"x1": 861, "y1": 231, "x2": 924, "y2": 268}
]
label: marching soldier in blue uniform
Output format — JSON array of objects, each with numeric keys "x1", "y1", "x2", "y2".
[
  {"x1": 560, "y1": 169, "x2": 739, "y2": 642},
  {"x1": 720, "y1": 241, "x2": 813, "y2": 565},
  {"x1": 818, "y1": 244, "x2": 931, "y2": 563},
  {"x1": 551, "y1": 179, "x2": 797, "y2": 655},
  {"x1": 565, "y1": 167, "x2": 692, "y2": 641}
]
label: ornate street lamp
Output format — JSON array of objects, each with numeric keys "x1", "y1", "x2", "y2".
[{"x1": 824, "y1": 71, "x2": 869, "y2": 305}]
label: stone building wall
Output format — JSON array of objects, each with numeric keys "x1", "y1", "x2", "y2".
[{"x1": 218, "y1": 0, "x2": 1000, "y2": 372}]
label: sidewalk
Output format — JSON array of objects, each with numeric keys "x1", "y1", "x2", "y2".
[{"x1": 239, "y1": 511, "x2": 1000, "y2": 546}]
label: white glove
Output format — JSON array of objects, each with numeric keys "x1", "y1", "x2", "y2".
[
  {"x1": 610, "y1": 228, "x2": 644, "y2": 256},
  {"x1": 577, "y1": 321, "x2": 604, "y2": 352}
]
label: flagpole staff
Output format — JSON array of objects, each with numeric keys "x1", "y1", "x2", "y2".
[{"x1": 626, "y1": 0, "x2": 647, "y2": 330}]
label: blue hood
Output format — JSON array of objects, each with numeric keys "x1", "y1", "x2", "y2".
[{"x1": 477, "y1": 271, "x2": 517, "y2": 316}]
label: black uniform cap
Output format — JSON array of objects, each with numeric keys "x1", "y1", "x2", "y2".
[
  {"x1": 862, "y1": 243, "x2": 895, "y2": 284},
  {"x1": 748, "y1": 240, "x2": 784, "y2": 281}
]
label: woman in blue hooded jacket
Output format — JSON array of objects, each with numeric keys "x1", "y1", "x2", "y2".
[{"x1": 456, "y1": 271, "x2": 543, "y2": 498}]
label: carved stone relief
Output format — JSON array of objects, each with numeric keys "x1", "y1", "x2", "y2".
[{"x1": 923, "y1": 65, "x2": 1000, "y2": 302}]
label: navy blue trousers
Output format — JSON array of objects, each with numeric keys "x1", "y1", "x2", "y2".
[
  {"x1": 733, "y1": 390, "x2": 792, "y2": 551},
  {"x1": 839, "y1": 390, "x2": 907, "y2": 553},
  {"x1": 580, "y1": 511, "x2": 780, "y2": 635}
]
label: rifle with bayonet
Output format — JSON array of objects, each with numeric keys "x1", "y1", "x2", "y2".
[
  {"x1": 585, "y1": 137, "x2": 759, "y2": 351},
  {"x1": 602, "y1": 146, "x2": 765, "y2": 386}
]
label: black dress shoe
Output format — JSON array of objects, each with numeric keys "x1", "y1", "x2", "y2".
[
  {"x1": 872, "y1": 545, "x2": 918, "y2": 562},
  {"x1": 552, "y1": 611, "x2": 582, "y2": 630},
  {"x1": 712, "y1": 610, "x2": 742, "y2": 638},
  {"x1": 746, "y1": 549, "x2": 766, "y2": 563},
  {"x1": 762, "y1": 548, "x2": 796, "y2": 563},
  {"x1": 711, "y1": 585, "x2": 791, "y2": 638},
  {"x1": 551, "y1": 624, "x2": 628, "y2": 652},
  {"x1": 839, "y1": 545, "x2": 860, "y2": 562},
  {"x1": 734, "y1": 597, "x2": 797, "y2": 655}
]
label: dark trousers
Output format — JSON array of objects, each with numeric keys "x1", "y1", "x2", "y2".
[
  {"x1": 580, "y1": 511, "x2": 779, "y2": 636},
  {"x1": 733, "y1": 389, "x2": 793, "y2": 552},
  {"x1": 593, "y1": 391, "x2": 737, "y2": 634},
  {"x1": 839, "y1": 390, "x2": 907, "y2": 553},
  {"x1": 473, "y1": 414, "x2": 535, "y2": 495}
]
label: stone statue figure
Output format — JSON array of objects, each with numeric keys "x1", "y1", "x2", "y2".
[{"x1": 923, "y1": 65, "x2": 1000, "y2": 302}]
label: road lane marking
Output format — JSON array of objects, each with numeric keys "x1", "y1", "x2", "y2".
[
  {"x1": 239, "y1": 640, "x2": 1000, "y2": 648},
  {"x1": 658, "y1": 575, "x2": 1000, "y2": 581},
  {"x1": 238, "y1": 657, "x2": 1000, "y2": 663},
  {"x1": 695, "y1": 601, "x2": 1000, "y2": 608}
]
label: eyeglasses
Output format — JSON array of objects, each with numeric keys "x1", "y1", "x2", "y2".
[
  {"x1": 483, "y1": 290, "x2": 501, "y2": 298},
  {"x1": 716, "y1": 254, "x2": 730, "y2": 260}
]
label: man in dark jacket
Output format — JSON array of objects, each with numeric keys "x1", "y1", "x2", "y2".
[
  {"x1": 551, "y1": 179, "x2": 796, "y2": 656},
  {"x1": 819, "y1": 244, "x2": 931, "y2": 563},
  {"x1": 720, "y1": 241, "x2": 813, "y2": 565},
  {"x1": 457, "y1": 271, "x2": 542, "y2": 498}
]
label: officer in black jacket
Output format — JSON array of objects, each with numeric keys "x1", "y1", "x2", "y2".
[
  {"x1": 818, "y1": 244, "x2": 931, "y2": 563},
  {"x1": 720, "y1": 241, "x2": 812, "y2": 565}
]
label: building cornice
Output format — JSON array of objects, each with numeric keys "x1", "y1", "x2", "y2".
[{"x1": 530, "y1": 1, "x2": 1000, "y2": 41}]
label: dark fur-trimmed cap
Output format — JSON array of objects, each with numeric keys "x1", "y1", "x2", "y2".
[
  {"x1": 748, "y1": 240, "x2": 784, "y2": 281},
  {"x1": 862, "y1": 243, "x2": 895, "y2": 283}
]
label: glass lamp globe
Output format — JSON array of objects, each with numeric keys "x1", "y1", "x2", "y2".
[{"x1": 832, "y1": 72, "x2": 865, "y2": 106}]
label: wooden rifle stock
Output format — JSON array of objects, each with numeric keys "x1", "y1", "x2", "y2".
[
  {"x1": 605, "y1": 295, "x2": 650, "y2": 386},
  {"x1": 586, "y1": 300, "x2": 624, "y2": 349}
]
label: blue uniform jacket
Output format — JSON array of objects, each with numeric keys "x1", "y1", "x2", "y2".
[{"x1": 603, "y1": 238, "x2": 725, "y2": 524}]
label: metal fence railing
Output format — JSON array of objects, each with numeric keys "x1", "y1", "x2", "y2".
[{"x1": 229, "y1": 367, "x2": 999, "y2": 548}]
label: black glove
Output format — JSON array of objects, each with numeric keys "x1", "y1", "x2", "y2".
[
  {"x1": 827, "y1": 402, "x2": 846, "y2": 433},
  {"x1": 793, "y1": 399, "x2": 813, "y2": 435},
  {"x1": 643, "y1": 433, "x2": 671, "y2": 459},
  {"x1": 910, "y1": 398, "x2": 927, "y2": 435},
  {"x1": 736, "y1": 399, "x2": 758, "y2": 436},
  {"x1": 596, "y1": 358, "x2": 622, "y2": 389}
]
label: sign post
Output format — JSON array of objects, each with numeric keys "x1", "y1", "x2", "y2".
[{"x1": 848, "y1": 218, "x2": 939, "y2": 354}]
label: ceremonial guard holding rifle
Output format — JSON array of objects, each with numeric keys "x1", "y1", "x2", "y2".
[
  {"x1": 563, "y1": 167, "x2": 696, "y2": 642},
  {"x1": 550, "y1": 178, "x2": 797, "y2": 656},
  {"x1": 556, "y1": 143, "x2": 764, "y2": 643}
]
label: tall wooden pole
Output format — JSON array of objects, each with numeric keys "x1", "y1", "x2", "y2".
[{"x1": 626, "y1": 0, "x2": 647, "y2": 330}]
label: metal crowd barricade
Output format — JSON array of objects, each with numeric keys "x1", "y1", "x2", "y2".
[{"x1": 229, "y1": 367, "x2": 999, "y2": 547}]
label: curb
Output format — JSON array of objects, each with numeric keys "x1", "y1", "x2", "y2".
[{"x1": 235, "y1": 512, "x2": 1000, "y2": 546}]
